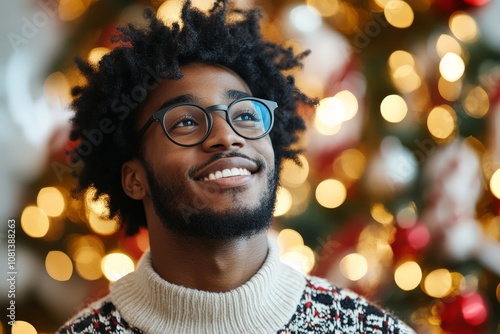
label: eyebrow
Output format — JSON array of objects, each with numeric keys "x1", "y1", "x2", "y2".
[
  {"x1": 157, "y1": 94, "x2": 197, "y2": 111},
  {"x1": 156, "y1": 90, "x2": 252, "y2": 112}
]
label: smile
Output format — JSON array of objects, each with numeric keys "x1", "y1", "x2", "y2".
[{"x1": 201, "y1": 168, "x2": 252, "y2": 181}]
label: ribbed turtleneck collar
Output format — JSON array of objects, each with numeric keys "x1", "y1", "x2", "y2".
[{"x1": 110, "y1": 240, "x2": 306, "y2": 334}]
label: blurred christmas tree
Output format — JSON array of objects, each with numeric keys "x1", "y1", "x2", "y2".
[{"x1": 2, "y1": 0, "x2": 500, "y2": 333}]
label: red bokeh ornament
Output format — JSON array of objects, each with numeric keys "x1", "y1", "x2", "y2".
[{"x1": 439, "y1": 292, "x2": 489, "y2": 334}]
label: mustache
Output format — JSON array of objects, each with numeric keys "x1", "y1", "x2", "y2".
[{"x1": 188, "y1": 151, "x2": 265, "y2": 179}]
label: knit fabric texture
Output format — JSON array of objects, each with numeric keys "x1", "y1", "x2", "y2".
[{"x1": 58, "y1": 242, "x2": 416, "y2": 334}]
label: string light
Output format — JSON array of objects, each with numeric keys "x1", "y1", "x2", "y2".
[
  {"x1": 274, "y1": 187, "x2": 293, "y2": 217},
  {"x1": 101, "y1": 253, "x2": 135, "y2": 282},
  {"x1": 339, "y1": 253, "x2": 368, "y2": 281},
  {"x1": 380, "y1": 94, "x2": 408, "y2": 123},
  {"x1": 384, "y1": 1, "x2": 414, "y2": 29},
  {"x1": 21, "y1": 206, "x2": 50, "y2": 238},
  {"x1": 395, "y1": 261, "x2": 422, "y2": 291},
  {"x1": 315, "y1": 179, "x2": 347, "y2": 209}
]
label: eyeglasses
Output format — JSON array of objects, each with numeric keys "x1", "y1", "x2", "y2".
[{"x1": 137, "y1": 97, "x2": 277, "y2": 146}]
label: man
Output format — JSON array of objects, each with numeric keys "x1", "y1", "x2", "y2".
[{"x1": 58, "y1": 1, "x2": 416, "y2": 333}]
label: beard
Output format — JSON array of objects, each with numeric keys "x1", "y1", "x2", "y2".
[{"x1": 144, "y1": 156, "x2": 278, "y2": 240}]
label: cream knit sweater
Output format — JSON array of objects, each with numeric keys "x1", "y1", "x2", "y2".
[{"x1": 109, "y1": 241, "x2": 306, "y2": 333}]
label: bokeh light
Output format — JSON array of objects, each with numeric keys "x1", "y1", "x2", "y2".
[
  {"x1": 274, "y1": 187, "x2": 293, "y2": 217},
  {"x1": 439, "y1": 53, "x2": 465, "y2": 82},
  {"x1": 21, "y1": 206, "x2": 50, "y2": 238},
  {"x1": 101, "y1": 253, "x2": 135, "y2": 282},
  {"x1": 157, "y1": 0, "x2": 183, "y2": 27},
  {"x1": 489, "y1": 169, "x2": 500, "y2": 199},
  {"x1": 315, "y1": 96, "x2": 346, "y2": 128},
  {"x1": 394, "y1": 261, "x2": 422, "y2": 291},
  {"x1": 88, "y1": 47, "x2": 111, "y2": 67},
  {"x1": 277, "y1": 228, "x2": 304, "y2": 253},
  {"x1": 339, "y1": 253, "x2": 368, "y2": 281},
  {"x1": 88, "y1": 212, "x2": 120, "y2": 236},
  {"x1": 335, "y1": 90, "x2": 359, "y2": 121},
  {"x1": 462, "y1": 86, "x2": 489, "y2": 118},
  {"x1": 384, "y1": 0, "x2": 414, "y2": 28},
  {"x1": 427, "y1": 105, "x2": 456, "y2": 139},
  {"x1": 45, "y1": 251, "x2": 73, "y2": 281},
  {"x1": 306, "y1": 0, "x2": 339, "y2": 17},
  {"x1": 449, "y1": 12, "x2": 478, "y2": 43},
  {"x1": 380, "y1": 94, "x2": 408, "y2": 123},
  {"x1": 74, "y1": 246, "x2": 104, "y2": 281},
  {"x1": 37, "y1": 187, "x2": 65, "y2": 217},
  {"x1": 11, "y1": 321, "x2": 37, "y2": 334},
  {"x1": 436, "y1": 34, "x2": 462, "y2": 58},
  {"x1": 58, "y1": 0, "x2": 90, "y2": 21},
  {"x1": 281, "y1": 155, "x2": 310, "y2": 187},
  {"x1": 334, "y1": 149, "x2": 366, "y2": 181},
  {"x1": 371, "y1": 203, "x2": 394, "y2": 225},
  {"x1": 280, "y1": 245, "x2": 316, "y2": 274},
  {"x1": 424, "y1": 268, "x2": 453, "y2": 298},
  {"x1": 438, "y1": 76, "x2": 462, "y2": 101},
  {"x1": 315, "y1": 179, "x2": 347, "y2": 209}
]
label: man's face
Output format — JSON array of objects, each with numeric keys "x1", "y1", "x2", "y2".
[{"x1": 136, "y1": 63, "x2": 277, "y2": 239}]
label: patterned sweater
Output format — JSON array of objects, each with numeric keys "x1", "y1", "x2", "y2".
[{"x1": 58, "y1": 243, "x2": 416, "y2": 334}]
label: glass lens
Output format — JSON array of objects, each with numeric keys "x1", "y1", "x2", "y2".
[
  {"x1": 162, "y1": 105, "x2": 209, "y2": 145},
  {"x1": 229, "y1": 100, "x2": 272, "y2": 138}
]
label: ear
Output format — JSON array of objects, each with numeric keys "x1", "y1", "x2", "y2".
[{"x1": 122, "y1": 159, "x2": 148, "y2": 200}]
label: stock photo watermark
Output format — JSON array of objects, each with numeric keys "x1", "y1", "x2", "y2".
[{"x1": 6, "y1": 219, "x2": 17, "y2": 326}]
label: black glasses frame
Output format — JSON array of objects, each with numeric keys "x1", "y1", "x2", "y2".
[{"x1": 137, "y1": 97, "x2": 277, "y2": 147}]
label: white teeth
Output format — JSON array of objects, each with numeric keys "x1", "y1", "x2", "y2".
[{"x1": 202, "y1": 168, "x2": 252, "y2": 181}]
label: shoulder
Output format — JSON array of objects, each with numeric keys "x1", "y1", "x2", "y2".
[
  {"x1": 279, "y1": 276, "x2": 416, "y2": 334},
  {"x1": 56, "y1": 297, "x2": 142, "y2": 334}
]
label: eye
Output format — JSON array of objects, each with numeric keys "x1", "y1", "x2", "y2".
[
  {"x1": 233, "y1": 111, "x2": 260, "y2": 122},
  {"x1": 169, "y1": 115, "x2": 199, "y2": 130}
]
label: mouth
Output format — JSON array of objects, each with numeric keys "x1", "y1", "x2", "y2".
[
  {"x1": 201, "y1": 168, "x2": 252, "y2": 181},
  {"x1": 193, "y1": 157, "x2": 260, "y2": 182}
]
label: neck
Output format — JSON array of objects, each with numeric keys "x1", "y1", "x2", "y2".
[{"x1": 149, "y1": 227, "x2": 269, "y2": 292}]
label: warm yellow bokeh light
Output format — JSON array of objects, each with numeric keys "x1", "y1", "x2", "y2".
[
  {"x1": 337, "y1": 149, "x2": 366, "y2": 180},
  {"x1": 11, "y1": 321, "x2": 37, "y2": 334},
  {"x1": 88, "y1": 212, "x2": 120, "y2": 236},
  {"x1": 424, "y1": 268, "x2": 453, "y2": 298},
  {"x1": 436, "y1": 34, "x2": 462, "y2": 58},
  {"x1": 316, "y1": 96, "x2": 346, "y2": 127},
  {"x1": 449, "y1": 12, "x2": 478, "y2": 43},
  {"x1": 392, "y1": 66, "x2": 421, "y2": 93},
  {"x1": 21, "y1": 206, "x2": 50, "y2": 238},
  {"x1": 85, "y1": 187, "x2": 110, "y2": 217},
  {"x1": 280, "y1": 245, "x2": 316, "y2": 274},
  {"x1": 88, "y1": 47, "x2": 111, "y2": 67},
  {"x1": 427, "y1": 105, "x2": 456, "y2": 139},
  {"x1": 462, "y1": 86, "x2": 489, "y2": 118},
  {"x1": 101, "y1": 253, "x2": 135, "y2": 282},
  {"x1": 395, "y1": 261, "x2": 422, "y2": 291},
  {"x1": 380, "y1": 94, "x2": 408, "y2": 123},
  {"x1": 281, "y1": 155, "x2": 310, "y2": 187},
  {"x1": 45, "y1": 251, "x2": 73, "y2": 281},
  {"x1": 37, "y1": 187, "x2": 65, "y2": 217},
  {"x1": 339, "y1": 253, "x2": 368, "y2": 281},
  {"x1": 489, "y1": 169, "x2": 500, "y2": 199},
  {"x1": 74, "y1": 247, "x2": 103, "y2": 280},
  {"x1": 335, "y1": 90, "x2": 359, "y2": 121},
  {"x1": 496, "y1": 283, "x2": 500, "y2": 303},
  {"x1": 191, "y1": 0, "x2": 217, "y2": 12},
  {"x1": 438, "y1": 76, "x2": 462, "y2": 101},
  {"x1": 274, "y1": 187, "x2": 293, "y2": 217},
  {"x1": 439, "y1": 53, "x2": 465, "y2": 82},
  {"x1": 370, "y1": 203, "x2": 394, "y2": 225},
  {"x1": 58, "y1": 0, "x2": 90, "y2": 21},
  {"x1": 44, "y1": 72, "x2": 70, "y2": 105},
  {"x1": 384, "y1": 0, "x2": 414, "y2": 29},
  {"x1": 157, "y1": 0, "x2": 183, "y2": 27},
  {"x1": 306, "y1": 0, "x2": 339, "y2": 17},
  {"x1": 277, "y1": 228, "x2": 304, "y2": 253},
  {"x1": 315, "y1": 179, "x2": 347, "y2": 209},
  {"x1": 388, "y1": 50, "x2": 415, "y2": 71},
  {"x1": 314, "y1": 115, "x2": 343, "y2": 135}
]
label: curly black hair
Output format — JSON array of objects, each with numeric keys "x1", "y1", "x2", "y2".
[{"x1": 69, "y1": 0, "x2": 316, "y2": 236}]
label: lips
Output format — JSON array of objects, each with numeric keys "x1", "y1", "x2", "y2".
[{"x1": 193, "y1": 157, "x2": 259, "y2": 181}]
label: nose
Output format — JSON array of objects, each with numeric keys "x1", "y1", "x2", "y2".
[{"x1": 201, "y1": 111, "x2": 245, "y2": 152}]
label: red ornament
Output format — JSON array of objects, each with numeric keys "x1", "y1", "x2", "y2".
[
  {"x1": 439, "y1": 292, "x2": 489, "y2": 334},
  {"x1": 390, "y1": 223, "x2": 430, "y2": 261},
  {"x1": 433, "y1": 0, "x2": 490, "y2": 15}
]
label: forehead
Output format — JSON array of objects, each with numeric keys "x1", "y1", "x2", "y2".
[{"x1": 138, "y1": 63, "x2": 252, "y2": 123}]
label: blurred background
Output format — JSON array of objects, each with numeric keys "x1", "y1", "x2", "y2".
[{"x1": 1, "y1": 0, "x2": 500, "y2": 333}]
